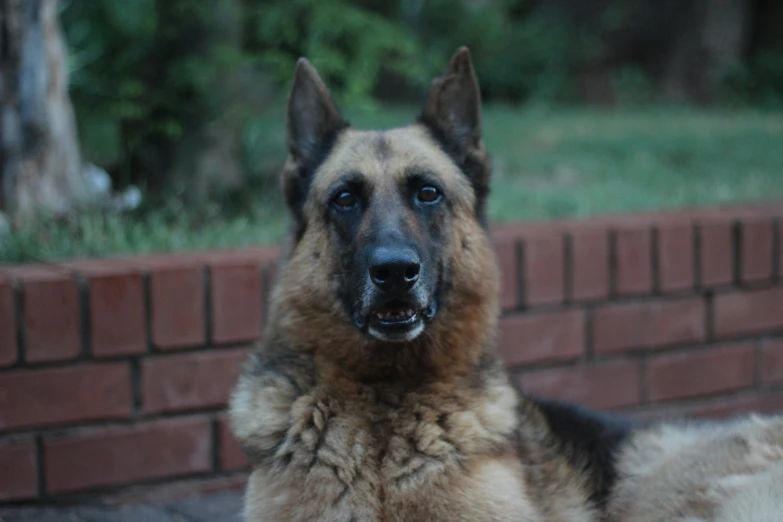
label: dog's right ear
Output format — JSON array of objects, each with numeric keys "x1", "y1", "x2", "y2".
[
  {"x1": 418, "y1": 47, "x2": 491, "y2": 224},
  {"x1": 419, "y1": 47, "x2": 483, "y2": 161},
  {"x1": 283, "y1": 59, "x2": 348, "y2": 219}
]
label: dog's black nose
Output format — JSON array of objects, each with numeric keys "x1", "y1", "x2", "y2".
[{"x1": 369, "y1": 248, "x2": 420, "y2": 292}]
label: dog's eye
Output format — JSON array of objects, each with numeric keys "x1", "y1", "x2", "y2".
[
  {"x1": 332, "y1": 190, "x2": 358, "y2": 209},
  {"x1": 417, "y1": 185, "x2": 441, "y2": 203}
]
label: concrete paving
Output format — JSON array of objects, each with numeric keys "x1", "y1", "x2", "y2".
[{"x1": 0, "y1": 491, "x2": 243, "y2": 522}]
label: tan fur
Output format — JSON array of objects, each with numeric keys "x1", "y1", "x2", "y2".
[
  {"x1": 231, "y1": 351, "x2": 599, "y2": 521},
  {"x1": 608, "y1": 414, "x2": 783, "y2": 522}
]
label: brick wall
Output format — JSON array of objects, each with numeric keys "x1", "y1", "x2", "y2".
[{"x1": 1, "y1": 204, "x2": 782, "y2": 503}]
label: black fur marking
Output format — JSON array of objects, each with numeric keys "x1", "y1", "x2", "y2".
[
  {"x1": 416, "y1": 116, "x2": 490, "y2": 227},
  {"x1": 530, "y1": 397, "x2": 634, "y2": 510},
  {"x1": 331, "y1": 482, "x2": 351, "y2": 506},
  {"x1": 325, "y1": 175, "x2": 368, "y2": 325},
  {"x1": 286, "y1": 119, "x2": 350, "y2": 242},
  {"x1": 254, "y1": 351, "x2": 315, "y2": 391},
  {"x1": 375, "y1": 134, "x2": 391, "y2": 159},
  {"x1": 246, "y1": 436, "x2": 289, "y2": 469}
]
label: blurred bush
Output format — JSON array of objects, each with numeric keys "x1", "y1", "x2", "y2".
[
  {"x1": 62, "y1": 0, "x2": 254, "y2": 199},
  {"x1": 244, "y1": 0, "x2": 589, "y2": 105},
  {"x1": 244, "y1": 0, "x2": 432, "y2": 106},
  {"x1": 721, "y1": 51, "x2": 783, "y2": 109},
  {"x1": 59, "y1": 0, "x2": 783, "y2": 202}
]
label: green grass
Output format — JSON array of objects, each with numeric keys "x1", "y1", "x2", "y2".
[
  {"x1": 481, "y1": 106, "x2": 783, "y2": 221},
  {"x1": 2, "y1": 105, "x2": 783, "y2": 264}
]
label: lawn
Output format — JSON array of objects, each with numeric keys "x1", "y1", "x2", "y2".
[{"x1": 2, "y1": 106, "x2": 783, "y2": 263}]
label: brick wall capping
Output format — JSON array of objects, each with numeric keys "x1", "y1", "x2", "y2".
[
  {"x1": 0, "y1": 246, "x2": 283, "y2": 282},
  {"x1": 0, "y1": 264, "x2": 73, "y2": 282},
  {"x1": 492, "y1": 202, "x2": 783, "y2": 240}
]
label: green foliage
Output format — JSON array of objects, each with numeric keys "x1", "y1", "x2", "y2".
[
  {"x1": 62, "y1": 0, "x2": 583, "y2": 148},
  {"x1": 721, "y1": 51, "x2": 783, "y2": 109},
  {"x1": 249, "y1": 0, "x2": 586, "y2": 104},
  {"x1": 61, "y1": 0, "x2": 251, "y2": 185},
  {"x1": 59, "y1": 0, "x2": 441, "y2": 188},
  {"x1": 57, "y1": 0, "x2": 782, "y2": 207},
  {"x1": 613, "y1": 66, "x2": 656, "y2": 107},
  {"x1": 408, "y1": 0, "x2": 582, "y2": 102},
  {"x1": 62, "y1": 0, "x2": 156, "y2": 173},
  {"x1": 61, "y1": 0, "x2": 580, "y2": 191},
  {"x1": 246, "y1": 0, "x2": 431, "y2": 107}
]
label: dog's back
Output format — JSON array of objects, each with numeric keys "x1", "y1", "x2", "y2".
[{"x1": 607, "y1": 414, "x2": 783, "y2": 521}]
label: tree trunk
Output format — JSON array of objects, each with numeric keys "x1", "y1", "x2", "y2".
[
  {"x1": 660, "y1": 0, "x2": 752, "y2": 103},
  {"x1": 750, "y1": 0, "x2": 783, "y2": 53},
  {"x1": 542, "y1": 0, "x2": 755, "y2": 105},
  {"x1": 600, "y1": 0, "x2": 752, "y2": 104},
  {"x1": 1, "y1": 0, "x2": 92, "y2": 223}
]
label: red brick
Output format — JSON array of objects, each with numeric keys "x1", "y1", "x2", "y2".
[
  {"x1": 615, "y1": 228, "x2": 652, "y2": 295},
  {"x1": 0, "y1": 280, "x2": 17, "y2": 367},
  {"x1": 699, "y1": 221, "x2": 734, "y2": 287},
  {"x1": 219, "y1": 415, "x2": 249, "y2": 470},
  {"x1": 211, "y1": 262, "x2": 262, "y2": 344},
  {"x1": 760, "y1": 339, "x2": 783, "y2": 385},
  {"x1": 658, "y1": 224, "x2": 694, "y2": 292},
  {"x1": 741, "y1": 219, "x2": 774, "y2": 283},
  {"x1": 494, "y1": 238, "x2": 519, "y2": 310},
  {"x1": 524, "y1": 235, "x2": 564, "y2": 306},
  {"x1": 0, "y1": 264, "x2": 73, "y2": 278},
  {"x1": 24, "y1": 276, "x2": 81, "y2": 363},
  {"x1": 44, "y1": 417, "x2": 212, "y2": 493},
  {"x1": 646, "y1": 343, "x2": 755, "y2": 402},
  {"x1": 499, "y1": 310, "x2": 584, "y2": 366},
  {"x1": 714, "y1": 287, "x2": 783, "y2": 338},
  {"x1": 518, "y1": 360, "x2": 641, "y2": 409},
  {"x1": 0, "y1": 364, "x2": 132, "y2": 430},
  {"x1": 0, "y1": 441, "x2": 37, "y2": 501},
  {"x1": 87, "y1": 272, "x2": 146, "y2": 357},
  {"x1": 570, "y1": 229, "x2": 609, "y2": 301},
  {"x1": 593, "y1": 298, "x2": 706, "y2": 354},
  {"x1": 143, "y1": 348, "x2": 248, "y2": 414},
  {"x1": 150, "y1": 266, "x2": 205, "y2": 349}
]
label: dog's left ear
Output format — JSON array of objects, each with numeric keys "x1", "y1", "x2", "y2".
[
  {"x1": 283, "y1": 58, "x2": 349, "y2": 237},
  {"x1": 286, "y1": 58, "x2": 347, "y2": 169},
  {"x1": 420, "y1": 47, "x2": 483, "y2": 157},
  {"x1": 419, "y1": 47, "x2": 490, "y2": 219}
]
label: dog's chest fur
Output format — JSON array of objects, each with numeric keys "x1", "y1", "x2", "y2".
[{"x1": 232, "y1": 364, "x2": 541, "y2": 521}]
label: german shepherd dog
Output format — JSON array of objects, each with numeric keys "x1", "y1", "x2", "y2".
[{"x1": 229, "y1": 48, "x2": 783, "y2": 521}]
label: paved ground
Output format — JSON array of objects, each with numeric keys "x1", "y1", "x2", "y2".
[{"x1": 0, "y1": 491, "x2": 243, "y2": 522}]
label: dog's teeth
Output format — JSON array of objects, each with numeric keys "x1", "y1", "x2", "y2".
[{"x1": 374, "y1": 308, "x2": 417, "y2": 322}]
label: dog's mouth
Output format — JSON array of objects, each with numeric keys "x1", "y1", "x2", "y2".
[
  {"x1": 372, "y1": 304, "x2": 417, "y2": 324},
  {"x1": 359, "y1": 299, "x2": 436, "y2": 342}
]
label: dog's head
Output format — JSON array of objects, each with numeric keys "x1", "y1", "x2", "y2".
[{"x1": 274, "y1": 48, "x2": 497, "y2": 354}]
